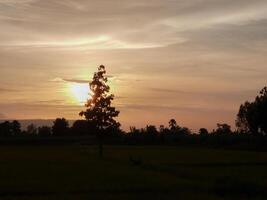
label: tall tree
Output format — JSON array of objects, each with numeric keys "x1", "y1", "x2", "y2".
[
  {"x1": 236, "y1": 86, "x2": 267, "y2": 135},
  {"x1": 80, "y1": 65, "x2": 120, "y2": 157}
]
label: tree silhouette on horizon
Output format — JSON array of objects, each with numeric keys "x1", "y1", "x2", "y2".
[
  {"x1": 236, "y1": 86, "x2": 267, "y2": 135},
  {"x1": 80, "y1": 65, "x2": 120, "y2": 157},
  {"x1": 52, "y1": 118, "x2": 69, "y2": 136}
]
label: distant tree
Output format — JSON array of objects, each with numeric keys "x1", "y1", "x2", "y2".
[
  {"x1": 159, "y1": 125, "x2": 165, "y2": 134},
  {"x1": 159, "y1": 125, "x2": 168, "y2": 143},
  {"x1": 143, "y1": 125, "x2": 158, "y2": 143},
  {"x1": 214, "y1": 123, "x2": 232, "y2": 135},
  {"x1": 199, "y1": 128, "x2": 209, "y2": 135},
  {"x1": 38, "y1": 126, "x2": 52, "y2": 136},
  {"x1": 0, "y1": 121, "x2": 12, "y2": 137},
  {"x1": 26, "y1": 124, "x2": 37, "y2": 135},
  {"x1": 52, "y1": 118, "x2": 69, "y2": 136},
  {"x1": 80, "y1": 65, "x2": 120, "y2": 157},
  {"x1": 71, "y1": 120, "x2": 91, "y2": 136},
  {"x1": 236, "y1": 86, "x2": 267, "y2": 135},
  {"x1": 129, "y1": 126, "x2": 138, "y2": 134},
  {"x1": 127, "y1": 126, "x2": 142, "y2": 144},
  {"x1": 11, "y1": 120, "x2": 21, "y2": 136},
  {"x1": 169, "y1": 119, "x2": 177, "y2": 131},
  {"x1": 0, "y1": 121, "x2": 21, "y2": 136},
  {"x1": 178, "y1": 127, "x2": 191, "y2": 135},
  {"x1": 145, "y1": 125, "x2": 158, "y2": 135},
  {"x1": 168, "y1": 119, "x2": 190, "y2": 135}
]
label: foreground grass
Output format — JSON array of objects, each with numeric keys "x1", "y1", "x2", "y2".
[{"x1": 0, "y1": 145, "x2": 266, "y2": 199}]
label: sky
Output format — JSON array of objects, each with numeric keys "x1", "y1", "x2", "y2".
[{"x1": 0, "y1": 0, "x2": 267, "y2": 131}]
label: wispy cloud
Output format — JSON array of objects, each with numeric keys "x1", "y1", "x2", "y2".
[
  {"x1": 0, "y1": 87, "x2": 17, "y2": 92},
  {"x1": 63, "y1": 79, "x2": 89, "y2": 84},
  {"x1": 118, "y1": 103, "x2": 235, "y2": 113},
  {"x1": 51, "y1": 76, "x2": 115, "y2": 84},
  {"x1": 50, "y1": 77, "x2": 89, "y2": 84},
  {"x1": 0, "y1": 0, "x2": 266, "y2": 50}
]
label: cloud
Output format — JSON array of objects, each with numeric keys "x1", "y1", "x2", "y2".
[
  {"x1": 51, "y1": 76, "x2": 114, "y2": 84},
  {"x1": 0, "y1": 0, "x2": 36, "y2": 5},
  {"x1": 50, "y1": 77, "x2": 64, "y2": 82},
  {"x1": 0, "y1": 102, "x2": 82, "y2": 119},
  {"x1": 118, "y1": 103, "x2": 235, "y2": 113},
  {"x1": 63, "y1": 78, "x2": 89, "y2": 84},
  {"x1": 149, "y1": 88, "x2": 188, "y2": 94},
  {"x1": 148, "y1": 87, "x2": 258, "y2": 97},
  {"x1": 35, "y1": 100, "x2": 66, "y2": 105},
  {"x1": 1, "y1": 0, "x2": 266, "y2": 50},
  {"x1": 0, "y1": 87, "x2": 17, "y2": 92},
  {"x1": 50, "y1": 77, "x2": 89, "y2": 84}
]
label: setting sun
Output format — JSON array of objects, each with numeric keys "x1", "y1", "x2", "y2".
[{"x1": 70, "y1": 83, "x2": 90, "y2": 104}]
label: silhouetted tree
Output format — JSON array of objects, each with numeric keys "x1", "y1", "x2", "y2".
[
  {"x1": 159, "y1": 125, "x2": 165, "y2": 133},
  {"x1": 0, "y1": 121, "x2": 12, "y2": 137},
  {"x1": 0, "y1": 121, "x2": 21, "y2": 136},
  {"x1": 168, "y1": 119, "x2": 191, "y2": 135},
  {"x1": 80, "y1": 65, "x2": 120, "y2": 157},
  {"x1": 38, "y1": 126, "x2": 52, "y2": 136},
  {"x1": 11, "y1": 120, "x2": 21, "y2": 136},
  {"x1": 214, "y1": 123, "x2": 232, "y2": 135},
  {"x1": 71, "y1": 120, "x2": 91, "y2": 136},
  {"x1": 129, "y1": 126, "x2": 140, "y2": 135},
  {"x1": 145, "y1": 125, "x2": 158, "y2": 135},
  {"x1": 52, "y1": 118, "x2": 69, "y2": 136},
  {"x1": 236, "y1": 86, "x2": 267, "y2": 135},
  {"x1": 179, "y1": 127, "x2": 191, "y2": 135},
  {"x1": 26, "y1": 124, "x2": 37, "y2": 135},
  {"x1": 169, "y1": 119, "x2": 177, "y2": 131},
  {"x1": 199, "y1": 128, "x2": 209, "y2": 135}
]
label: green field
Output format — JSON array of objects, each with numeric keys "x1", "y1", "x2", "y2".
[{"x1": 0, "y1": 145, "x2": 266, "y2": 199}]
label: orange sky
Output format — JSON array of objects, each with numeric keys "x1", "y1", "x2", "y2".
[{"x1": 0, "y1": 0, "x2": 267, "y2": 131}]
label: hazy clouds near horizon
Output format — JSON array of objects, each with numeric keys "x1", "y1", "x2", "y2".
[{"x1": 0, "y1": 0, "x2": 267, "y2": 130}]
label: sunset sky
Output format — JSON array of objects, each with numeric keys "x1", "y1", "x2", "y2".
[{"x1": 0, "y1": 0, "x2": 267, "y2": 131}]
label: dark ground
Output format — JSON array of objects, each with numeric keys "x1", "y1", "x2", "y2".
[{"x1": 0, "y1": 145, "x2": 266, "y2": 199}]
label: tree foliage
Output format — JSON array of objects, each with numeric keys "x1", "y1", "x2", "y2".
[
  {"x1": 52, "y1": 118, "x2": 69, "y2": 136},
  {"x1": 80, "y1": 65, "x2": 120, "y2": 132},
  {"x1": 26, "y1": 123, "x2": 37, "y2": 135},
  {"x1": 169, "y1": 119, "x2": 177, "y2": 131},
  {"x1": 214, "y1": 123, "x2": 232, "y2": 135},
  {"x1": 236, "y1": 86, "x2": 267, "y2": 134},
  {"x1": 0, "y1": 120, "x2": 21, "y2": 136},
  {"x1": 38, "y1": 126, "x2": 52, "y2": 136},
  {"x1": 71, "y1": 120, "x2": 92, "y2": 136},
  {"x1": 199, "y1": 128, "x2": 209, "y2": 135}
]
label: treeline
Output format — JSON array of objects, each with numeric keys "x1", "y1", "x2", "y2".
[
  {"x1": 0, "y1": 118, "x2": 267, "y2": 149},
  {"x1": 0, "y1": 118, "x2": 262, "y2": 138},
  {"x1": 0, "y1": 118, "x2": 119, "y2": 137},
  {"x1": 125, "y1": 120, "x2": 267, "y2": 149}
]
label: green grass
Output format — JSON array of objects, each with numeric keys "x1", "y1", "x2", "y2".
[{"x1": 0, "y1": 145, "x2": 266, "y2": 199}]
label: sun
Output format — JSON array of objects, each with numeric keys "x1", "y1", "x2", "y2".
[{"x1": 70, "y1": 83, "x2": 91, "y2": 104}]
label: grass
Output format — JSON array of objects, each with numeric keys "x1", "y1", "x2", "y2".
[{"x1": 0, "y1": 145, "x2": 266, "y2": 199}]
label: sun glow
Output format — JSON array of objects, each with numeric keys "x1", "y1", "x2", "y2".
[{"x1": 70, "y1": 83, "x2": 91, "y2": 104}]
